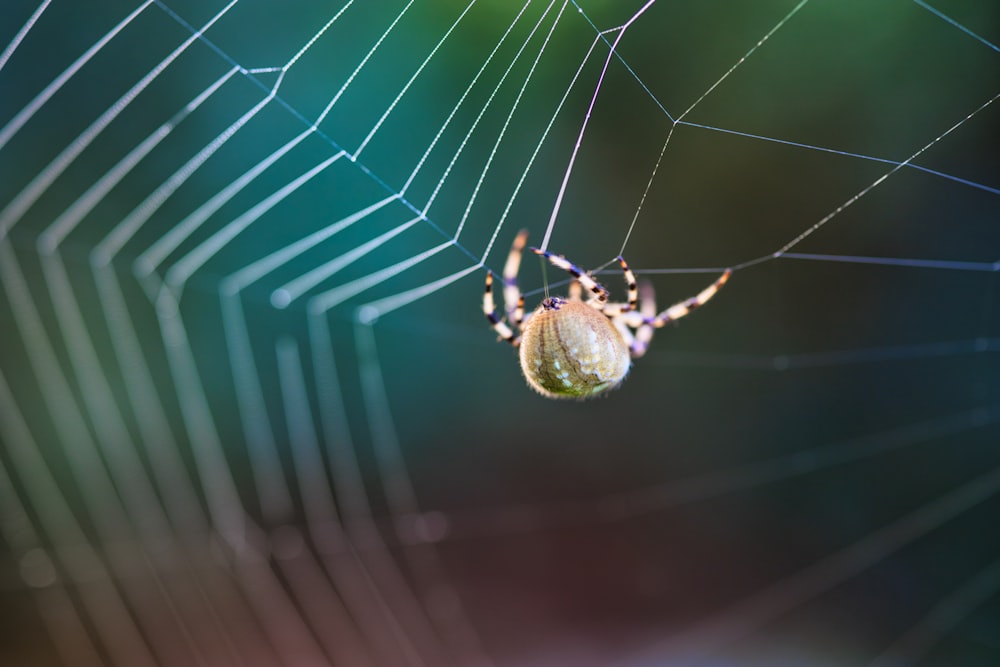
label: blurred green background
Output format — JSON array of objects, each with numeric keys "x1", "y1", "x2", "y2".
[{"x1": 1, "y1": 1, "x2": 998, "y2": 665}]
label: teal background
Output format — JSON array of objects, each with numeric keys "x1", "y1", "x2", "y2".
[{"x1": 1, "y1": 1, "x2": 998, "y2": 665}]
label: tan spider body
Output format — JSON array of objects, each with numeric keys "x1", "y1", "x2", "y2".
[
  {"x1": 484, "y1": 230, "x2": 730, "y2": 399},
  {"x1": 519, "y1": 297, "x2": 632, "y2": 397}
]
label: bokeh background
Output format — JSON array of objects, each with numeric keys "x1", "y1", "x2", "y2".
[{"x1": 1, "y1": 1, "x2": 998, "y2": 665}]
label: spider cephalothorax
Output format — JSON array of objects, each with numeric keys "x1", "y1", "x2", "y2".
[{"x1": 483, "y1": 230, "x2": 730, "y2": 399}]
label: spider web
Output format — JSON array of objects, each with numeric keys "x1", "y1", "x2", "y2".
[{"x1": 1, "y1": 1, "x2": 998, "y2": 665}]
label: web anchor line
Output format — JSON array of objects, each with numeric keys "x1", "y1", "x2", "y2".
[
  {"x1": 539, "y1": 0, "x2": 655, "y2": 253},
  {"x1": 0, "y1": 1, "x2": 997, "y2": 665}
]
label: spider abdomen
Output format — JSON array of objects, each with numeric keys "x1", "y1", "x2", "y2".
[{"x1": 519, "y1": 298, "x2": 631, "y2": 399}]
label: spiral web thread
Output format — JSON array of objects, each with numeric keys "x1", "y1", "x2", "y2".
[{"x1": 0, "y1": 0, "x2": 998, "y2": 665}]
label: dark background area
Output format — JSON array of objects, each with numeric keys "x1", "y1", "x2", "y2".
[{"x1": 1, "y1": 1, "x2": 998, "y2": 665}]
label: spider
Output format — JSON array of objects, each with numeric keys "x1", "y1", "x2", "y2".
[{"x1": 483, "y1": 229, "x2": 731, "y2": 399}]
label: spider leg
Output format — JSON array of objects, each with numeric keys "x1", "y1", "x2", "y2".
[
  {"x1": 611, "y1": 316, "x2": 639, "y2": 356},
  {"x1": 598, "y1": 256, "x2": 640, "y2": 315},
  {"x1": 484, "y1": 271, "x2": 519, "y2": 345},
  {"x1": 617, "y1": 256, "x2": 639, "y2": 312},
  {"x1": 607, "y1": 280, "x2": 657, "y2": 357},
  {"x1": 632, "y1": 280, "x2": 656, "y2": 357},
  {"x1": 504, "y1": 229, "x2": 529, "y2": 325},
  {"x1": 530, "y1": 247, "x2": 609, "y2": 305},
  {"x1": 647, "y1": 269, "x2": 731, "y2": 328},
  {"x1": 568, "y1": 279, "x2": 582, "y2": 301}
]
